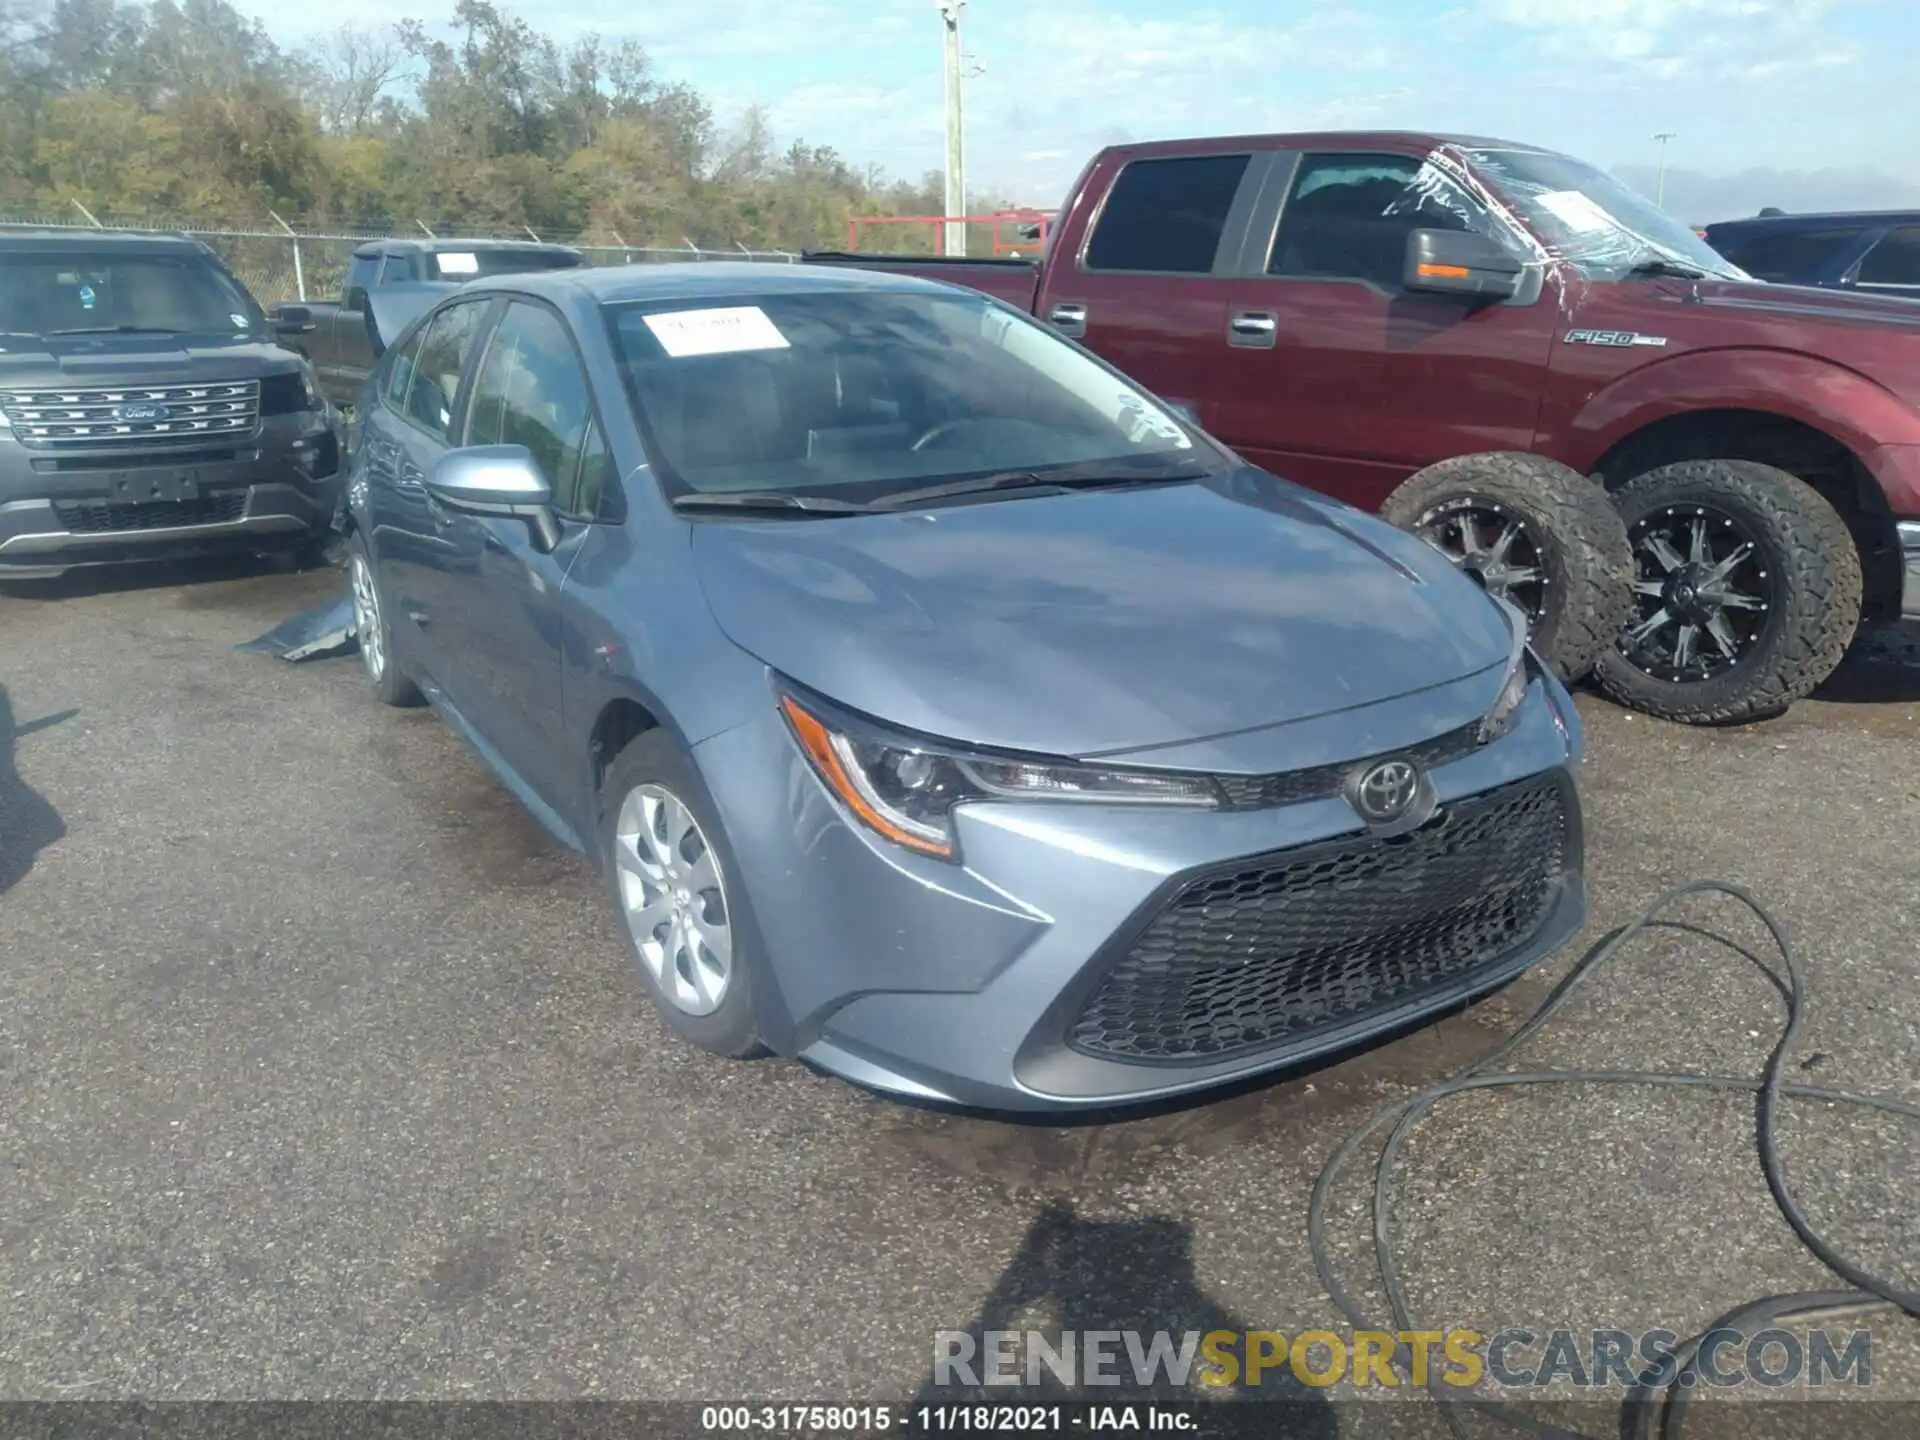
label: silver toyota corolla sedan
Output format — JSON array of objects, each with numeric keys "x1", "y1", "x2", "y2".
[{"x1": 340, "y1": 262, "x2": 1587, "y2": 1111}]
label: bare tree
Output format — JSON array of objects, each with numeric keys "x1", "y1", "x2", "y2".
[{"x1": 300, "y1": 22, "x2": 405, "y2": 134}]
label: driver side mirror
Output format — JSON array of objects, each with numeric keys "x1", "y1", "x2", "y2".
[
  {"x1": 1402, "y1": 229, "x2": 1523, "y2": 302},
  {"x1": 425, "y1": 444, "x2": 562, "y2": 552},
  {"x1": 273, "y1": 304, "x2": 316, "y2": 336}
]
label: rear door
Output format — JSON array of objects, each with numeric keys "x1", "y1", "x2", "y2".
[
  {"x1": 1037, "y1": 150, "x2": 1266, "y2": 429},
  {"x1": 371, "y1": 296, "x2": 495, "y2": 688},
  {"x1": 320, "y1": 249, "x2": 383, "y2": 404},
  {"x1": 436, "y1": 297, "x2": 612, "y2": 810},
  {"x1": 1216, "y1": 149, "x2": 1558, "y2": 512}
]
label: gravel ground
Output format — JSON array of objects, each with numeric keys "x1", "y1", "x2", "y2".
[{"x1": 1, "y1": 557, "x2": 1915, "y2": 1427}]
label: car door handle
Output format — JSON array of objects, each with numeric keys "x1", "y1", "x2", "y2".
[
  {"x1": 1048, "y1": 302, "x2": 1087, "y2": 338},
  {"x1": 1228, "y1": 311, "x2": 1278, "y2": 348}
]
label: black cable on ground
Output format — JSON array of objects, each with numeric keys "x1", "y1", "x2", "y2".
[{"x1": 1306, "y1": 879, "x2": 1918, "y2": 1440}]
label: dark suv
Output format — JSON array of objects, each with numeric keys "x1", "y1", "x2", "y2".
[
  {"x1": 0, "y1": 230, "x2": 344, "y2": 580},
  {"x1": 1702, "y1": 211, "x2": 1920, "y2": 293}
]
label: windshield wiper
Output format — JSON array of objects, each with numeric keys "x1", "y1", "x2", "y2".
[
  {"x1": 672, "y1": 490, "x2": 874, "y2": 514},
  {"x1": 872, "y1": 466, "x2": 1193, "y2": 511},
  {"x1": 1622, "y1": 258, "x2": 1715, "y2": 281},
  {"x1": 44, "y1": 324, "x2": 190, "y2": 336}
]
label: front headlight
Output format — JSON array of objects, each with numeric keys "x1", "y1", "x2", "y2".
[
  {"x1": 778, "y1": 687, "x2": 1219, "y2": 861},
  {"x1": 1476, "y1": 596, "x2": 1536, "y2": 746}
]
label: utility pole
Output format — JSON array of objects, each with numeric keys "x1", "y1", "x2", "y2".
[
  {"x1": 1653, "y1": 132, "x2": 1677, "y2": 209},
  {"x1": 938, "y1": 0, "x2": 966, "y2": 257}
]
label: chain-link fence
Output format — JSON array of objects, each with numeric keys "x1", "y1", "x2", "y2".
[{"x1": 0, "y1": 213, "x2": 799, "y2": 306}]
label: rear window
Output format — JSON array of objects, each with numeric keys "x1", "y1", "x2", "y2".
[
  {"x1": 1705, "y1": 226, "x2": 1863, "y2": 283},
  {"x1": 0, "y1": 251, "x2": 260, "y2": 335},
  {"x1": 1083, "y1": 154, "x2": 1251, "y2": 274},
  {"x1": 430, "y1": 249, "x2": 581, "y2": 280}
]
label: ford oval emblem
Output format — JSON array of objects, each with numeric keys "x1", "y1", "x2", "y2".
[{"x1": 114, "y1": 402, "x2": 169, "y2": 421}]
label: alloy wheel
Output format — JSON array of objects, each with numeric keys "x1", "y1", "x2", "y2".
[
  {"x1": 613, "y1": 783, "x2": 733, "y2": 1017},
  {"x1": 1415, "y1": 499, "x2": 1550, "y2": 632},
  {"x1": 349, "y1": 551, "x2": 385, "y2": 683},
  {"x1": 1619, "y1": 504, "x2": 1771, "y2": 681}
]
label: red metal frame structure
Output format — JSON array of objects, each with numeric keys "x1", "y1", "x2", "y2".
[{"x1": 843, "y1": 210, "x2": 1055, "y2": 257}]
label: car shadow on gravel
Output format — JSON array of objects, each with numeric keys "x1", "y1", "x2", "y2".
[
  {"x1": 1815, "y1": 622, "x2": 1920, "y2": 704},
  {"x1": 0, "y1": 685, "x2": 71, "y2": 898},
  {"x1": 907, "y1": 1199, "x2": 1336, "y2": 1433}
]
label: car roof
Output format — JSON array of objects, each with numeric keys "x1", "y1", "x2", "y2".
[
  {"x1": 471, "y1": 261, "x2": 955, "y2": 306},
  {"x1": 1705, "y1": 210, "x2": 1920, "y2": 234},
  {"x1": 351, "y1": 236, "x2": 582, "y2": 258},
  {"x1": 1097, "y1": 130, "x2": 1553, "y2": 161},
  {"x1": 0, "y1": 228, "x2": 210, "y2": 254}
]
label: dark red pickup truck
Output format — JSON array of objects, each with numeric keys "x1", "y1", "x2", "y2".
[{"x1": 805, "y1": 131, "x2": 1920, "y2": 724}]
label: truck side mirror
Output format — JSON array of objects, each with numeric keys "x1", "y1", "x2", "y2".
[
  {"x1": 273, "y1": 304, "x2": 315, "y2": 336},
  {"x1": 1402, "y1": 229, "x2": 1523, "y2": 302}
]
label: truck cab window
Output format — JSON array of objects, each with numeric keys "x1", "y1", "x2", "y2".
[
  {"x1": 344, "y1": 254, "x2": 379, "y2": 310},
  {"x1": 1269, "y1": 153, "x2": 1480, "y2": 289},
  {"x1": 1083, "y1": 154, "x2": 1251, "y2": 274},
  {"x1": 1855, "y1": 227, "x2": 1920, "y2": 290},
  {"x1": 1712, "y1": 228, "x2": 1863, "y2": 284}
]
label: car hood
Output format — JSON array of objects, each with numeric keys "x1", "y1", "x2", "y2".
[
  {"x1": 691, "y1": 470, "x2": 1514, "y2": 759},
  {"x1": 0, "y1": 334, "x2": 303, "y2": 386}
]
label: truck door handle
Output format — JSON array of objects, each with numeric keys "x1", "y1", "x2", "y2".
[
  {"x1": 1048, "y1": 302, "x2": 1087, "y2": 338},
  {"x1": 1229, "y1": 311, "x2": 1278, "y2": 348}
]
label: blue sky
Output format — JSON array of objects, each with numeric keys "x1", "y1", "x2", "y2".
[{"x1": 243, "y1": 0, "x2": 1920, "y2": 218}]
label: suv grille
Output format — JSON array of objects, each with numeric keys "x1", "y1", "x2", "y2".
[
  {"x1": 53, "y1": 494, "x2": 248, "y2": 533},
  {"x1": 1, "y1": 382, "x2": 261, "y2": 447},
  {"x1": 1067, "y1": 774, "x2": 1569, "y2": 1064}
]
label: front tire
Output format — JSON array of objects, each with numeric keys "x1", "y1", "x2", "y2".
[
  {"x1": 346, "y1": 530, "x2": 422, "y2": 707},
  {"x1": 599, "y1": 731, "x2": 764, "y2": 1059},
  {"x1": 1380, "y1": 452, "x2": 1632, "y2": 683},
  {"x1": 1593, "y1": 459, "x2": 1862, "y2": 724}
]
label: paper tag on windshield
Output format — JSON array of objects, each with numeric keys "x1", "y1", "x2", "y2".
[
  {"x1": 1535, "y1": 190, "x2": 1616, "y2": 235},
  {"x1": 436, "y1": 252, "x2": 479, "y2": 276},
  {"x1": 643, "y1": 306, "x2": 791, "y2": 359}
]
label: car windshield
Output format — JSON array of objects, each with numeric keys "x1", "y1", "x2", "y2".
[
  {"x1": 606, "y1": 287, "x2": 1212, "y2": 503},
  {"x1": 431, "y1": 249, "x2": 580, "y2": 279},
  {"x1": 1460, "y1": 145, "x2": 1752, "y2": 283},
  {"x1": 0, "y1": 251, "x2": 261, "y2": 335}
]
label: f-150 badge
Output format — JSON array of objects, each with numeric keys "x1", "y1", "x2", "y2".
[{"x1": 1564, "y1": 329, "x2": 1669, "y2": 347}]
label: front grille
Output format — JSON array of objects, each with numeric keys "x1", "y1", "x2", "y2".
[
  {"x1": 1, "y1": 381, "x2": 261, "y2": 447},
  {"x1": 53, "y1": 494, "x2": 248, "y2": 533},
  {"x1": 1068, "y1": 774, "x2": 1569, "y2": 1064},
  {"x1": 1213, "y1": 719, "x2": 1486, "y2": 809}
]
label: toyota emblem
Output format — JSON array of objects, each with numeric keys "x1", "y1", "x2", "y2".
[{"x1": 1351, "y1": 759, "x2": 1419, "y2": 823}]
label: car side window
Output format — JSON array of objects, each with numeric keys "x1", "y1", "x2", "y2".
[
  {"x1": 377, "y1": 252, "x2": 418, "y2": 285},
  {"x1": 464, "y1": 301, "x2": 605, "y2": 518},
  {"x1": 381, "y1": 326, "x2": 426, "y2": 412},
  {"x1": 1083, "y1": 154, "x2": 1251, "y2": 274},
  {"x1": 398, "y1": 299, "x2": 489, "y2": 444},
  {"x1": 1712, "y1": 227, "x2": 1863, "y2": 283},
  {"x1": 1855, "y1": 226, "x2": 1920, "y2": 289},
  {"x1": 1268, "y1": 153, "x2": 1481, "y2": 289}
]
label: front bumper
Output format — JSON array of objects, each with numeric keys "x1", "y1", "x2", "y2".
[
  {"x1": 1901, "y1": 520, "x2": 1920, "y2": 620},
  {"x1": 0, "y1": 410, "x2": 343, "y2": 578},
  {"x1": 695, "y1": 673, "x2": 1587, "y2": 1113}
]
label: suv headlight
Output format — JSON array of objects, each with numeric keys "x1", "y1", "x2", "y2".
[{"x1": 778, "y1": 687, "x2": 1219, "y2": 861}]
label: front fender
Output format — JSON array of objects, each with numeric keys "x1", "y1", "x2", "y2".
[{"x1": 1554, "y1": 348, "x2": 1920, "y2": 475}]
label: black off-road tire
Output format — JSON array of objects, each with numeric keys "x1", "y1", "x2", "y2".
[
  {"x1": 1380, "y1": 452, "x2": 1633, "y2": 683},
  {"x1": 1594, "y1": 459, "x2": 1863, "y2": 724},
  {"x1": 599, "y1": 730, "x2": 766, "y2": 1060}
]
